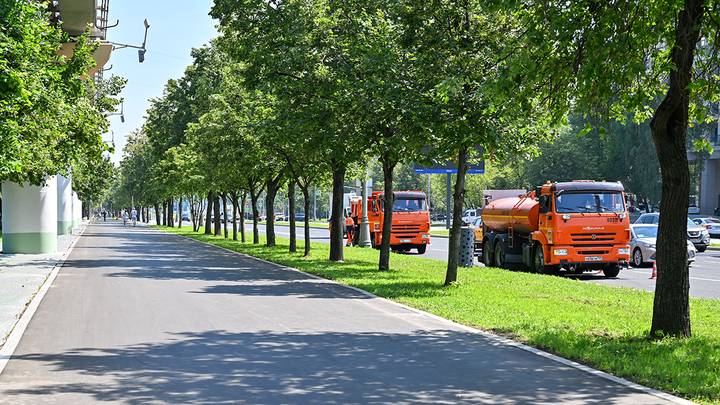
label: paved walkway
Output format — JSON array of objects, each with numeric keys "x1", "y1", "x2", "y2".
[
  {"x1": 0, "y1": 222, "x2": 681, "y2": 404},
  {"x1": 0, "y1": 231, "x2": 81, "y2": 349}
]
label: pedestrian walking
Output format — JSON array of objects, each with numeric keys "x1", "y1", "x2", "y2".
[
  {"x1": 345, "y1": 213, "x2": 355, "y2": 247},
  {"x1": 121, "y1": 210, "x2": 129, "y2": 227},
  {"x1": 102, "y1": 209, "x2": 107, "y2": 222},
  {"x1": 131, "y1": 208, "x2": 138, "y2": 227}
]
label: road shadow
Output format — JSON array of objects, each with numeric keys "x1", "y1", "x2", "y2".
[{"x1": 1, "y1": 329, "x2": 652, "y2": 404}]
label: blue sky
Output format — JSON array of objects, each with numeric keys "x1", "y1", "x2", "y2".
[{"x1": 106, "y1": 0, "x2": 217, "y2": 163}]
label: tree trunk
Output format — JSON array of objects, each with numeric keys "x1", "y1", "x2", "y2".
[
  {"x1": 445, "y1": 146, "x2": 469, "y2": 286},
  {"x1": 167, "y1": 197, "x2": 174, "y2": 228},
  {"x1": 154, "y1": 204, "x2": 161, "y2": 226},
  {"x1": 240, "y1": 192, "x2": 247, "y2": 243},
  {"x1": 213, "y1": 194, "x2": 221, "y2": 236},
  {"x1": 265, "y1": 177, "x2": 281, "y2": 247},
  {"x1": 288, "y1": 180, "x2": 297, "y2": 252},
  {"x1": 222, "y1": 193, "x2": 229, "y2": 239},
  {"x1": 649, "y1": 0, "x2": 704, "y2": 338},
  {"x1": 302, "y1": 186, "x2": 311, "y2": 256},
  {"x1": 177, "y1": 197, "x2": 182, "y2": 227},
  {"x1": 204, "y1": 192, "x2": 213, "y2": 235},
  {"x1": 379, "y1": 158, "x2": 397, "y2": 271},
  {"x1": 329, "y1": 164, "x2": 346, "y2": 262},
  {"x1": 231, "y1": 192, "x2": 239, "y2": 241},
  {"x1": 250, "y1": 190, "x2": 260, "y2": 244},
  {"x1": 161, "y1": 201, "x2": 167, "y2": 226}
]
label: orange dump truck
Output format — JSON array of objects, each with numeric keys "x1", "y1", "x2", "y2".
[
  {"x1": 480, "y1": 181, "x2": 631, "y2": 277},
  {"x1": 348, "y1": 191, "x2": 431, "y2": 254}
]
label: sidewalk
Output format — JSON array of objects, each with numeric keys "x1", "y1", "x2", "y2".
[{"x1": 0, "y1": 225, "x2": 85, "y2": 349}]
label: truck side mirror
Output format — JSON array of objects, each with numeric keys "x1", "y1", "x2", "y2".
[{"x1": 538, "y1": 195, "x2": 549, "y2": 213}]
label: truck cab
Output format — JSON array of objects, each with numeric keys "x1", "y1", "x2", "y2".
[
  {"x1": 533, "y1": 181, "x2": 631, "y2": 275},
  {"x1": 350, "y1": 191, "x2": 431, "y2": 254}
]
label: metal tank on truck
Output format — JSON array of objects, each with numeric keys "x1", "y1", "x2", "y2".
[{"x1": 480, "y1": 181, "x2": 631, "y2": 277}]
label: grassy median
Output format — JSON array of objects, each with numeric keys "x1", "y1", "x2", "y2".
[{"x1": 156, "y1": 225, "x2": 720, "y2": 404}]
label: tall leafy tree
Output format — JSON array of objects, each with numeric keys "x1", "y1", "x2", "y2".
[{"x1": 513, "y1": 0, "x2": 720, "y2": 337}]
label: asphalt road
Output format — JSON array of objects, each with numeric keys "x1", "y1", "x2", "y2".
[
  {"x1": 0, "y1": 222, "x2": 676, "y2": 404},
  {"x1": 255, "y1": 223, "x2": 720, "y2": 299}
]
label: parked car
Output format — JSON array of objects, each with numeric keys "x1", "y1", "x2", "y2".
[
  {"x1": 295, "y1": 213, "x2": 306, "y2": 221},
  {"x1": 634, "y1": 212, "x2": 710, "y2": 252},
  {"x1": 692, "y1": 217, "x2": 720, "y2": 237},
  {"x1": 181, "y1": 213, "x2": 190, "y2": 222},
  {"x1": 461, "y1": 209, "x2": 480, "y2": 225},
  {"x1": 630, "y1": 224, "x2": 696, "y2": 267}
]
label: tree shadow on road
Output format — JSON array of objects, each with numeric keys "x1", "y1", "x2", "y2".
[{"x1": 1, "y1": 329, "x2": 651, "y2": 404}]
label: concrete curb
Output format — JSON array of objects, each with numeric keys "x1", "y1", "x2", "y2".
[
  {"x1": 0, "y1": 222, "x2": 87, "y2": 375},
  {"x1": 159, "y1": 228, "x2": 695, "y2": 405}
]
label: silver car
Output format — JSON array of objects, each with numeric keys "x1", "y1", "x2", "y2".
[
  {"x1": 635, "y1": 213, "x2": 710, "y2": 252},
  {"x1": 630, "y1": 224, "x2": 696, "y2": 267},
  {"x1": 692, "y1": 217, "x2": 720, "y2": 238}
]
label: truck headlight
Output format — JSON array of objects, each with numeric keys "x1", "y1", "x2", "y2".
[
  {"x1": 553, "y1": 249, "x2": 568, "y2": 256},
  {"x1": 618, "y1": 247, "x2": 630, "y2": 255},
  {"x1": 422, "y1": 234, "x2": 430, "y2": 239}
]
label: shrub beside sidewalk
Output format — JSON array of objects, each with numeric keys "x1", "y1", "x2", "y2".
[{"x1": 157, "y1": 225, "x2": 720, "y2": 404}]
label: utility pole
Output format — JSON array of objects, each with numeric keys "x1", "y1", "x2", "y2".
[
  {"x1": 446, "y1": 173, "x2": 452, "y2": 229},
  {"x1": 358, "y1": 166, "x2": 372, "y2": 247}
]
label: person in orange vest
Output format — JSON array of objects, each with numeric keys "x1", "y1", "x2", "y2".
[{"x1": 345, "y1": 213, "x2": 355, "y2": 247}]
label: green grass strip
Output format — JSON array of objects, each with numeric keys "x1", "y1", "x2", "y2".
[{"x1": 155, "y1": 225, "x2": 720, "y2": 404}]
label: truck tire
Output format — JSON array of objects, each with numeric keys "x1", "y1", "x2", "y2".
[
  {"x1": 533, "y1": 244, "x2": 557, "y2": 275},
  {"x1": 417, "y1": 244, "x2": 427, "y2": 254},
  {"x1": 482, "y1": 240, "x2": 494, "y2": 266},
  {"x1": 494, "y1": 242, "x2": 506, "y2": 269},
  {"x1": 532, "y1": 245, "x2": 544, "y2": 273},
  {"x1": 603, "y1": 264, "x2": 621, "y2": 278}
]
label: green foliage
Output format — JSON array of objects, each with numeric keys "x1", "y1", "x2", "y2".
[{"x1": 0, "y1": 2, "x2": 121, "y2": 185}]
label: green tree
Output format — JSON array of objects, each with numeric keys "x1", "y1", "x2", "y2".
[{"x1": 514, "y1": 0, "x2": 720, "y2": 337}]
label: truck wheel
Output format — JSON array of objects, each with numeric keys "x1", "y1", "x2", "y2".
[
  {"x1": 494, "y1": 242, "x2": 506, "y2": 269},
  {"x1": 603, "y1": 264, "x2": 621, "y2": 278},
  {"x1": 417, "y1": 244, "x2": 427, "y2": 254},
  {"x1": 532, "y1": 245, "x2": 544, "y2": 273},
  {"x1": 482, "y1": 240, "x2": 494, "y2": 266}
]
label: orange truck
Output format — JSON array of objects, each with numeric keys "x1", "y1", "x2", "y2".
[
  {"x1": 480, "y1": 181, "x2": 631, "y2": 277},
  {"x1": 348, "y1": 191, "x2": 431, "y2": 254}
]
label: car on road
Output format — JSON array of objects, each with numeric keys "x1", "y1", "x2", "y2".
[
  {"x1": 461, "y1": 209, "x2": 480, "y2": 225},
  {"x1": 634, "y1": 212, "x2": 710, "y2": 252},
  {"x1": 630, "y1": 224, "x2": 696, "y2": 267},
  {"x1": 295, "y1": 213, "x2": 306, "y2": 221},
  {"x1": 692, "y1": 217, "x2": 720, "y2": 237},
  {"x1": 182, "y1": 213, "x2": 190, "y2": 222}
]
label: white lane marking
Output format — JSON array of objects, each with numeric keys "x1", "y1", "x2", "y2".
[{"x1": 690, "y1": 277, "x2": 720, "y2": 282}]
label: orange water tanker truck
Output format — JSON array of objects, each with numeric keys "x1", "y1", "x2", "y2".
[{"x1": 480, "y1": 181, "x2": 631, "y2": 277}]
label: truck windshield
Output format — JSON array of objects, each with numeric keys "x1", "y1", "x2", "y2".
[
  {"x1": 393, "y1": 198, "x2": 426, "y2": 212},
  {"x1": 555, "y1": 192, "x2": 625, "y2": 213}
]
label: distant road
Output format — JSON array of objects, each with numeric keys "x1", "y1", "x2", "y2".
[{"x1": 252, "y1": 223, "x2": 720, "y2": 299}]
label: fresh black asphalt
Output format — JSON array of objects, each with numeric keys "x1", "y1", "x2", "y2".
[{"x1": 0, "y1": 222, "x2": 679, "y2": 404}]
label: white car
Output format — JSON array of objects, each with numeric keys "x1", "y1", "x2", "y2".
[
  {"x1": 461, "y1": 209, "x2": 480, "y2": 225},
  {"x1": 630, "y1": 224, "x2": 696, "y2": 267},
  {"x1": 692, "y1": 217, "x2": 720, "y2": 238}
]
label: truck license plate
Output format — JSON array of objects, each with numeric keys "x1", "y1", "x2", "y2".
[
  {"x1": 400, "y1": 239, "x2": 411, "y2": 243},
  {"x1": 585, "y1": 256, "x2": 602, "y2": 262}
]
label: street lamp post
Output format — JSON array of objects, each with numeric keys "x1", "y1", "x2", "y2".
[{"x1": 358, "y1": 166, "x2": 372, "y2": 247}]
